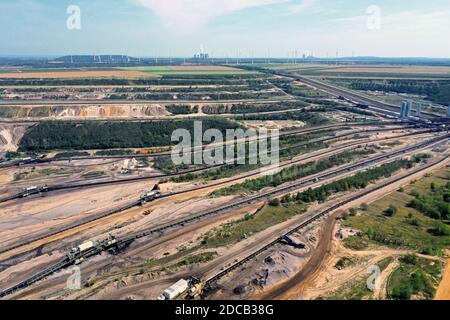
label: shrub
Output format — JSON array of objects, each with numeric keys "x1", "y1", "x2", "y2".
[
  {"x1": 269, "y1": 198, "x2": 280, "y2": 207},
  {"x1": 384, "y1": 205, "x2": 398, "y2": 217}
]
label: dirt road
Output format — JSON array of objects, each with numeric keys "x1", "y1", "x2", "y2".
[
  {"x1": 435, "y1": 259, "x2": 450, "y2": 300},
  {"x1": 258, "y1": 212, "x2": 340, "y2": 300}
]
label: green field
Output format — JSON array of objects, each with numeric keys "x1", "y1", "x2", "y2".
[
  {"x1": 342, "y1": 167, "x2": 450, "y2": 255},
  {"x1": 387, "y1": 255, "x2": 443, "y2": 300},
  {"x1": 201, "y1": 202, "x2": 308, "y2": 248},
  {"x1": 119, "y1": 66, "x2": 257, "y2": 75},
  {"x1": 0, "y1": 67, "x2": 118, "y2": 74}
]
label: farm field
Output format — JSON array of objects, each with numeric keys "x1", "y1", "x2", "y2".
[
  {"x1": 271, "y1": 64, "x2": 450, "y2": 79},
  {"x1": 0, "y1": 60, "x2": 448, "y2": 304},
  {"x1": 0, "y1": 70, "x2": 154, "y2": 79},
  {"x1": 319, "y1": 166, "x2": 450, "y2": 300},
  {"x1": 120, "y1": 65, "x2": 258, "y2": 75}
]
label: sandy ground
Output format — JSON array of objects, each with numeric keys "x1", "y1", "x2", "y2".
[
  {"x1": 243, "y1": 120, "x2": 305, "y2": 130},
  {"x1": 0, "y1": 124, "x2": 28, "y2": 153},
  {"x1": 261, "y1": 158, "x2": 450, "y2": 300},
  {"x1": 0, "y1": 71, "x2": 152, "y2": 79},
  {"x1": 0, "y1": 130, "x2": 445, "y2": 299},
  {"x1": 0, "y1": 179, "x2": 157, "y2": 255},
  {"x1": 2, "y1": 200, "x2": 265, "y2": 300},
  {"x1": 209, "y1": 153, "x2": 448, "y2": 300},
  {"x1": 0, "y1": 104, "x2": 170, "y2": 119},
  {"x1": 435, "y1": 259, "x2": 450, "y2": 300}
]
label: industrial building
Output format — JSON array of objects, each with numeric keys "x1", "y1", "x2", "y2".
[
  {"x1": 194, "y1": 45, "x2": 209, "y2": 60},
  {"x1": 416, "y1": 103, "x2": 422, "y2": 117},
  {"x1": 400, "y1": 100, "x2": 423, "y2": 119}
]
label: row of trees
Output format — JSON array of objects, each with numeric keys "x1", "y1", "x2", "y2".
[
  {"x1": 214, "y1": 148, "x2": 376, "y2": 196},
  {"x1": 19, "y1": 119, "x2": 240, "y2": 151},
  {"x1": 0, "y1": 75, "x2": 270, "y2": 87},
  {"x1": 202, "y1": 100, "x2": 309, "y2": 115},
  {"x1": 165, "y1": 105, "x2": 199, "y2": 115},
  {"x1": 294, "y1": 159, "x2": 417, "y2": 203},
  {"x1": 408, "y1": 182, "x2": 450, "y2": 220},
  {"x1": 164, "y1": 131, "x2": 335, "y2": 182},
  {"x1": 235, "y1": 109, "x2": 329, "y2": 125},
  {"x1": 339, "y1": 79, "x2": 450, "y2": 105}
]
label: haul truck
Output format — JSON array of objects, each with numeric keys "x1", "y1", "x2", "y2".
[{"x1": 157, "y1": 277, "x2": 204, "y2": 300}]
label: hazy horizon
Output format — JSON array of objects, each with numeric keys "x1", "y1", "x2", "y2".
[{"x1": 1, "y1": 0, "x2": 450, "y2": 58}]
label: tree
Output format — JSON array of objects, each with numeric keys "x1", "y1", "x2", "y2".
[
  {"x1": 269, "y1": 198, "x2": 280, "y2": 207},
  {"x1": 384, "y1": 205, "x2": 398, "y2": 217}
]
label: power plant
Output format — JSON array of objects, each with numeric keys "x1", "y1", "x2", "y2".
[
  {"x1": 400, "y1": 101, "x2": 411, "y2": 119},
  {"x1": 400, "y1": 100, "x2": 424, "y2": 119}
]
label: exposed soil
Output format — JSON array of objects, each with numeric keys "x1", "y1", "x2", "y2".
[
  {"x1": 435, "y1": 259, "x2": 450, "y2": 300},
  {"x1": 0, "y1": 124, "x2": 28, "y2": 153}
]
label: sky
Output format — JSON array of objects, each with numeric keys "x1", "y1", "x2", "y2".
[{"x1": 1, "y1": 0, "x2": 450, "y2": 58}]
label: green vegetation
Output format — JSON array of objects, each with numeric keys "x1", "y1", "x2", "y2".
[
  {"x1": 94, "y1": 149, "x2": 135, "y2": 156},
  {"x1": 295, "y1": 157, "x2": 428, "y2": 204},
  {"x1": 167, "y1": 252, "x2": 218, "y2": 270},
  {"x1": 81, "y1": 171, "x2": 106, "y2": 179},
  {"x1": 13, "y1": 167, "x2": 81, "y2": 181},
  {"x1": 342, "y1": 167, "x2": 450, "y2": 255},
  {"x1": 19, "y1": 119, "x2": 240, "y2": 151},
  {"x1": 343, "y1": 236, "x2": 369, "y2": 250},
  {"x1": 0, "y1": 73, "x2": 270, "y2": 87},
  {"x1": 323, "y1": 257, "x2": 393, "y2": 300},
  {"x1": 213, "y1": 148, "x2": 377, "y2": 196},
  {"x1": 161, "y1": 130, "x2": 336, "y2": 181},
  {"x1": 120, "y1": 66, "x2": 256, "y2": 75},
  {"x1": 271, "y1": 79, "x2": 329, "y2": 98},
  {"x1": 4, "y1": 151, "x2": 39, "y2": 160},
  {"x1": 388, "y1": 255, "x2": 443, "y2": 300},
  {"x1": 201, "y1": 203, "x2": 307, "y2": 248},
  {"x1": 329, "y1": 78, "x2": 450, "y2": 106},
  {"x1": 335, "y1": 256, "x2": 358, "y2": 270},
  {"x1": 53, "y1": 151, "x2": 90, "y2": 158},
  {"x1": 202, "y1": 100, "x2": 308, "y2": 114},
  {"x1": 166, "y1": 104, "x2": 198, "y2": 115},
  {"x1": 378, "y1": 257, "x2": 395, "y2": 271},
  {"x1": 384, "y1": 205, "x2": 398, "y2": 217},
  {"x1": 407, "y1": 182, "x2": 450, "y2": 220},
  {"x1": 236, "y1": 109, "x2": 330, "y2": 126},
  {"x1": 323, "y1": 277, "x2": 373, "y2": 300}
]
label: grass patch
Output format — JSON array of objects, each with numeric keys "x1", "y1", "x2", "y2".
[
  {"x1": 13, "y1": 167, "x2": 80, "y2": 181},
  {"x1": 167, "y1": 252, "x2": 218, "y2": 270},
  {"x1": 95, "y1": 149, "x2": 135, "y2": 156},
  {"x1": 343, "y1": 236, "x2": 370, "y2": 250},
  {"x1": 388, "y1": 255, "x2": 443, "y2": 300},
  {"x1": 342, "y1": 167, "x2": 450, "y2": 255},
  {"x1": 53, "y1": 151, "x2": 90, "y2": 158},
  {"x1": 81, "y1": 171, "x2": 106, "y2": 179},
  {"x1": 323, "y1": 256, "x2": 394, "y2": 300},
  {"x1": 323, "y1": 277, "x2": 373, "y2": 300},
  {"x1": 201, "y1": 202, "x2": 307, "y2": 248},
  {"x1": 213, "y1": 147, "x2": 376, "y2": 196},
  {"x1": 335, "y1": 256, "x2": 358, "y2": 270}
]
